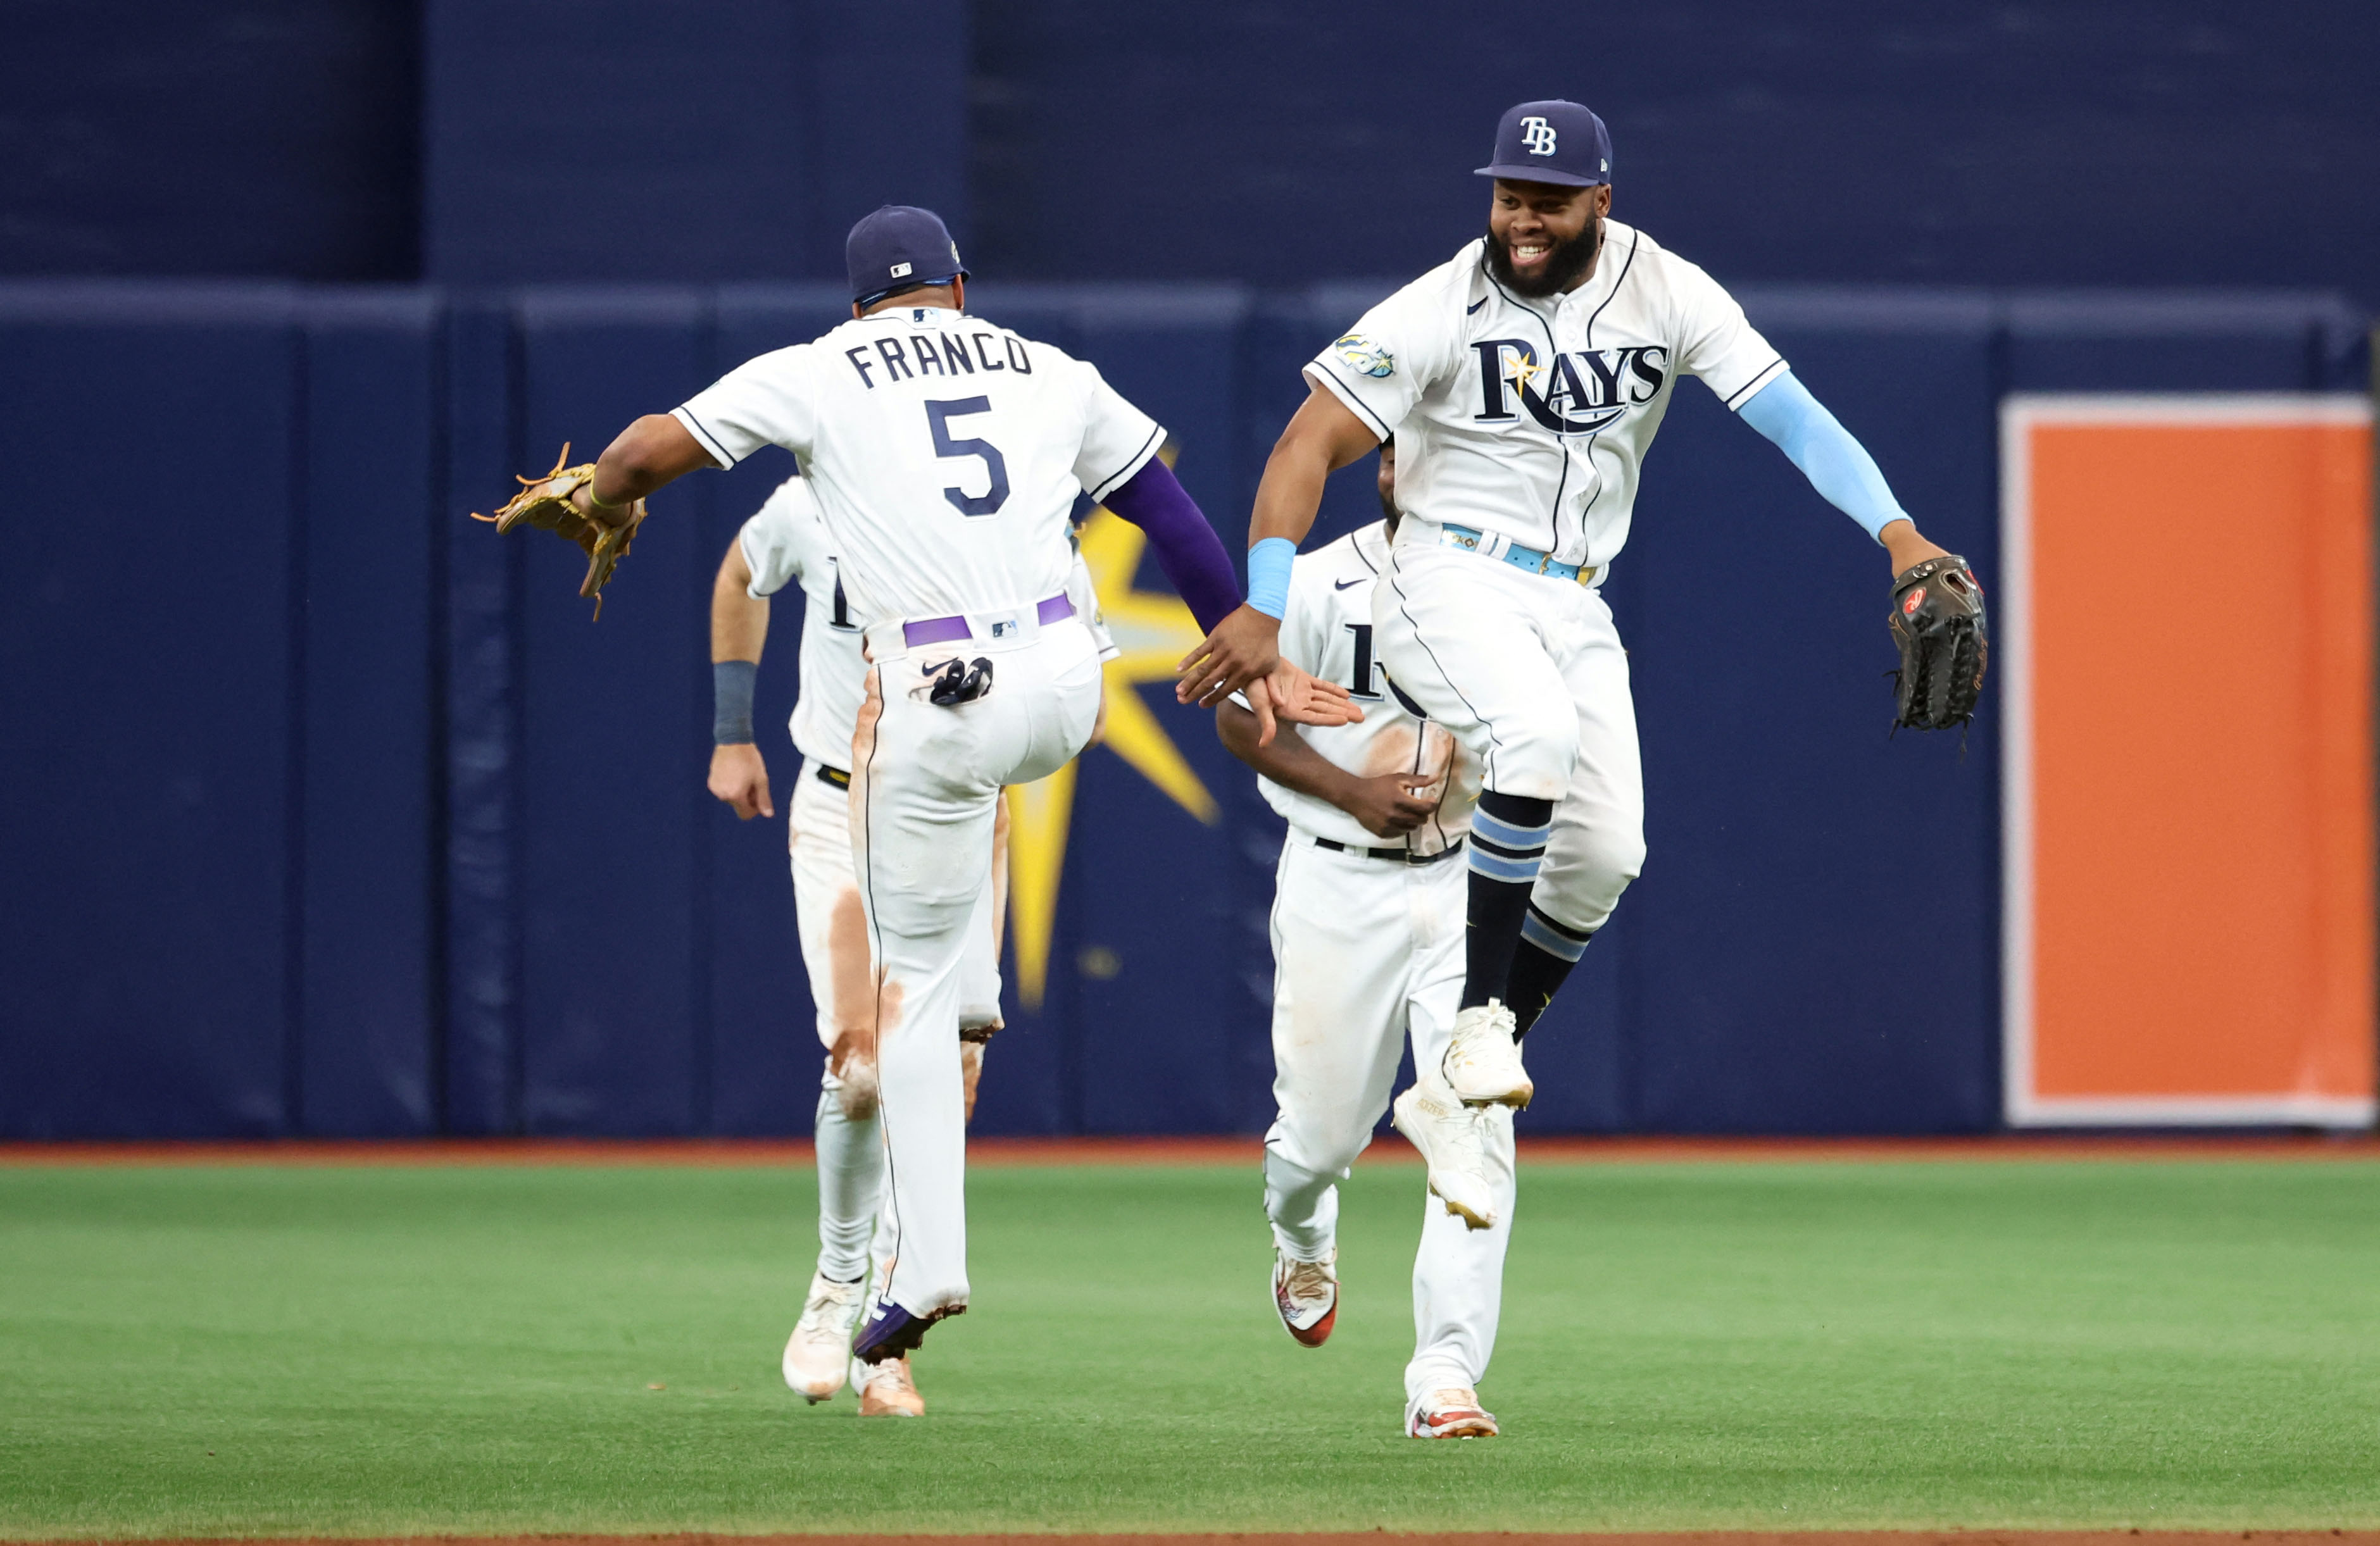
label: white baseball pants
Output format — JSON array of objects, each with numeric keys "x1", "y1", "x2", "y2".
[
  {"x1": 1372, "y1": 527, "x2": 1648, "y2": 938},
  {"x1": 1260, "y1": 834, "x2": 1520, "y2": 1404},
  {"x1": 852, "y1": 618, "x2": 1103, "y2": 1317},
  {"x1": 788, "y1": 762, "x2": 1003, "y2": 1285}
]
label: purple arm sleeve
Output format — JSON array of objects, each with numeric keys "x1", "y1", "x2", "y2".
[{"x1": 1099, "y1": 458, "x2": 1243, "y2": 633}]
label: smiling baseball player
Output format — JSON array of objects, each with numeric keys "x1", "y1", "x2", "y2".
[
  {"x1": 708, "y1": 472, "x2": 1117, "y2": 1416},
  {"x1": 1181, "y1": 100, "x2": 1984, "y2": 1129},
  {"x1": 1219, "y1": 441, "x2": 1515, "y2": 1440},
  {"x1": 508, "y1": 204, "x2": 1356, "y2": 1378}
]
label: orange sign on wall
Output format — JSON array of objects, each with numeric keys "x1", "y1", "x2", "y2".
[{"x1": 2003, "y1": 396, "x2": 2376, "y2": 1126}]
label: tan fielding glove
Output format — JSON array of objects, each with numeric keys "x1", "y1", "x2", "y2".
[{"x1": 472, "y1": 444, "x2": 647, "y2": 618}]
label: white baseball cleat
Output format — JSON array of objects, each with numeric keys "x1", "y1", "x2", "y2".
[
  {"x1": 1272, "y1": 1247, "x2": 1338, "y2": 1347},
  {"x1": 1392, "y1": 1079, "x2": 1498, "y2": 1230},
  {"x1": 1442, "y1": 999, "x2": 1532, "y2": 1108},
  {"x1": 782, "y1": 1271, "x2": 865, "y2": 1402},
  {"x1": 851, "y1": 1354, "x2": 925, "y2": 1417},
  {"x1": 1407, "y1": 1385, "x2": 1500, "y2": 1439}
]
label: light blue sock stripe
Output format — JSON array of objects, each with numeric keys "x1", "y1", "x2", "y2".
[
  {"x1": 1520, "y1": 911, "x2": 1591, "y2": 963},
  {"x1": 1467, "y1": 849, "x2": 1543, "y2": 884},
  {"x1": 1470, "y1": 809, "x2": 1553, "y2": 852}
]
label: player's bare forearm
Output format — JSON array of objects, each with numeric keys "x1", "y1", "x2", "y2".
[
  {"x1": 1879, "y1": 518, "x2": 1953, "y2": 574},
  {"x1": 590, "y1": 415, "x2": 717, "y2": 509},
  {"x1": 1216, "y1": 701, "x2": 1353, "y2": 802},
  {"x1": 1177, "y1": 386, "x2": 1381, "y2": 709},
  {"x1": 1217, "y1": 701, "x2": 1423, "y2": 837},
  {"x1": 1250, "y1": 383, "x2": 1381, "y2": 546},
  {"x1": 711, "y1": 542, "x2": 769, "y2": 664}
]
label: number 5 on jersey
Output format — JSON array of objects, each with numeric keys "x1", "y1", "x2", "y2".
[{"x1": 927, "y1": 397, "x2": 1009, "y2": 516}]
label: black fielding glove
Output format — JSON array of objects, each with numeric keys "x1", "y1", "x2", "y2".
[{"x1": 1888, "y1": 555, "x2": 1988, "y2": 730}]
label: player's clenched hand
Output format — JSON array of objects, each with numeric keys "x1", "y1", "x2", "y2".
[
  {"x1": 1346, "y1": 771, "x2": 1440, "y2": 839},
  {"x1": 1243, "y1": 662, "x2": 1362, "y2": 748},
  {"x1": 1176, "y1": 604, "x2": 1282, "y2": 709},
  {"x1": 707, "y1": 743, "x2": 775, "y2": 820}
]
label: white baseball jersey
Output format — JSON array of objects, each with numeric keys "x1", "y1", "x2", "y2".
[
  {"x1": 679, "y1": 308, "x2": 1165, "y2": 628},
  {"x1": 1262, "y1": 521, "x2": 1478, "y2": 856},
  {"x1": 1306, "y1": 222, "x2": 1786, "y2": 571},
  {"x1": 739, "y1": 475, "x2": 1119, "y2": 770}
]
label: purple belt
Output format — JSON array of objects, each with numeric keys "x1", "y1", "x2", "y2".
[{"x1": 902, "y1": 592, "x2": 1075, "y2": 649}]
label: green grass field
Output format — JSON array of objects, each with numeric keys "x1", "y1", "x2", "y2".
[{"x1": 3, "y1": 1154, "x2": 2377, "y2": 1537}]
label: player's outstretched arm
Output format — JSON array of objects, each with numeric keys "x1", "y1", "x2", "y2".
[
  {"x1": 1099, "y1": 453, "x2": 1358, "y2": 747},
  {"x1": 1177, "y1": 383, "x2": 1379, "y2": 710},
  {"x1": 1734, "y1": 371, "x2": 1954, "y2": 573},
  {"x1": 589, "y1": 414, "x2": 720, "y2": 514},
  {"x1": 707, "y1": 539, "x2": 775, "y2": 821},
  {"x1": 1214, "y1": 703, "x2": 1434, "y2": 839}
]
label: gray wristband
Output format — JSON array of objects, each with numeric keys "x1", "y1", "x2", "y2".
[{"x1": 713, "y1": 660, "x2": 758, "y2": 744}]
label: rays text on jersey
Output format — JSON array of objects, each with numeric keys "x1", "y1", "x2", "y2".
[{"x1": 1472, "y1": 340, "x2": 1667, "y2": 435}]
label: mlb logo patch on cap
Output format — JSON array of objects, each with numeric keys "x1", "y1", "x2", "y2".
[{"x1": 846, "y1": 205, "x2": 969, "y2": 305}]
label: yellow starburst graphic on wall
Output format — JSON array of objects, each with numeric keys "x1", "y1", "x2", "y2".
[{"x1": 1005, "y1": 495, "x2": 1220, "y2": 1009}]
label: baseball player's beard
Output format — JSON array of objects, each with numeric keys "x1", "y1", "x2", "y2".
[{"x1": 1483, "y1": 220, "x2": 1601, "y2": 298}]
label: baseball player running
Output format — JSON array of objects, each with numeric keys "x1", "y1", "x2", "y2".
[
  {"x1": 707, "y1": 473, "x2": 1118, "y2": 1416},
  {"x1": 516, "y1": 204, "x2": 1356, "y2": 1376},
  {"x1": 1220, "y1": 441, "x2": 1516, "y2": 1440},
  {"x1": 1181, "y1": 100, "x2": 1983, "y2": 1131}
]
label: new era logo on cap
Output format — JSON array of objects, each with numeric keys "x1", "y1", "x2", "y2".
[{"x1": 1476, "y1": 99, "x2": 1612, "y2": 189}]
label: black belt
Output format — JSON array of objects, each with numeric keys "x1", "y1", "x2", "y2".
[
  {"x1": 815, "y1": 763, "x2": 851, "y2": 789},
  {"x1": 1313, "y1": 835, "x2": 1465, "y2": 866}
]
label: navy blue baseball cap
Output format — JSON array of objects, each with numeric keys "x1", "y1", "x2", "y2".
[
  {"x1": 846, "y1": 204, "x2": 968, "y2": 306},
  {"x1": 1475, "y1": 99, "x2": 1612, "y2": 188}
]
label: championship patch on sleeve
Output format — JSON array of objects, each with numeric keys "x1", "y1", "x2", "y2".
[{"x1": 1332, "y1": 334, "x2": 1395, "y2": 378}]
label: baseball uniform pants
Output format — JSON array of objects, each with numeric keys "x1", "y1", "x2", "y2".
[
  {"x1": 789, "y1": 761, "x2": 1003, "y2": 1286},
  {"x1": 1261, "y1": 834, "x2": 1520, "y2": 1405},
  {"x1": 1373, "y1": 527, "x2": 1648, "y2": 939},
  {"x1": 851, "y1": 616, "x2": 1104, "y2": 1318}
]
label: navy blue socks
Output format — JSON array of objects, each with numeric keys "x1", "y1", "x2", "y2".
[{"x1": 1462, "y1": 790, "x2": 1555, "y2": 1011}]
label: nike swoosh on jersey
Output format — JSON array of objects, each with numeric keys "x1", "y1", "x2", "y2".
[
  {"x1": 1466, "y1": 296, "x2": 1488, "y2": 315},
  {"x1": 1333, "y1": 577, "x2": 1365, "y2": 590}
]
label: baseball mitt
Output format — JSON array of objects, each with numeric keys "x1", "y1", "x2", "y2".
[
  {"x1": 1888, "y1": 554, "x2": 1988, "y2": 730},
  {"x1": 472, "y1": 444, "x2": 646, "y2": 618}
]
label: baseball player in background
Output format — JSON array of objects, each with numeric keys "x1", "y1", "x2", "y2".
[
  {"x1": 707, "y1": 475, "x2": 1118, "y2": 1416},
  {"x1": 1220, "y1": 441, "x2": 1519, "y2": 1440},
  {"x1": 1182, "y1": 100, "x2": 1972, "y2": 1131},
  {"x1": 544, "y1": 204, "x2": 1357, "y2": 1376}
]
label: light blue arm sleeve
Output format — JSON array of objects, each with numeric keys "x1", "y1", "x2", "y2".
[{"x1": 1735, "y1": 371, "x2": 1909, "y2": 544}]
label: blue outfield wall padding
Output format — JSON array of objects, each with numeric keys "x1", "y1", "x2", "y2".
[
  {"x1": 514, "y1": 289, "x2": 715, "y2": 1135},
  {"x1": 0, "y1": 284, "x2": 304, "y2": 1137},
  {"x1": 298, "y1": 290, "x2": 442, "y2": 1135},
  {"x1": 1066, "y1": 285, "x2": 1261, "y2": 1133},
  {"x1": 1616, "y1": 289, "x2": 2003, "y2": 1133},
  {"x1": 1, "y1": 279, "x2": 2367, "y2": 1138},
  {"x1": 2003, "y1": 290, "x2": 2364, "y2": 392},
  {"x1": 704, "y1": 286, "x2": 852, "y2": 1138},
  {"x1": 442, "y1": 295, "x2": 522, "y2": 1134}
]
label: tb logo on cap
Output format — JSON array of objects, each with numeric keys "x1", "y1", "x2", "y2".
[{"x1": 1519, "y1": 115, "x2": 1557, "y2": 156}]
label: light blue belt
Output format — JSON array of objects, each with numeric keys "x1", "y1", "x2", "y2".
[{"x1": 1439, "y1": 523, "x2": 1594, "y2": 584}]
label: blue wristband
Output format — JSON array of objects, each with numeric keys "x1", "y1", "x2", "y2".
[
  {"x1": 713, "y1": 659, "x2": 758, "y2": 744},
  {"x1": 1246, "y1": 538, "x2": 1296, "y2": 619}
]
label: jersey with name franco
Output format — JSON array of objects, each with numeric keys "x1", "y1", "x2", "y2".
[
  {"x1": 1306, "y1": 221, "x2": 1786, "y2": 574},
  {"x1": 1262, "y1": 521, "x2": 1478, "y2": 857},
  {"x1": 739, "y1": 475, "x2": 1120, "y2": 771},
  {"x1": 677, "y1": 307, "x2": 1164, "y2": 632}
]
